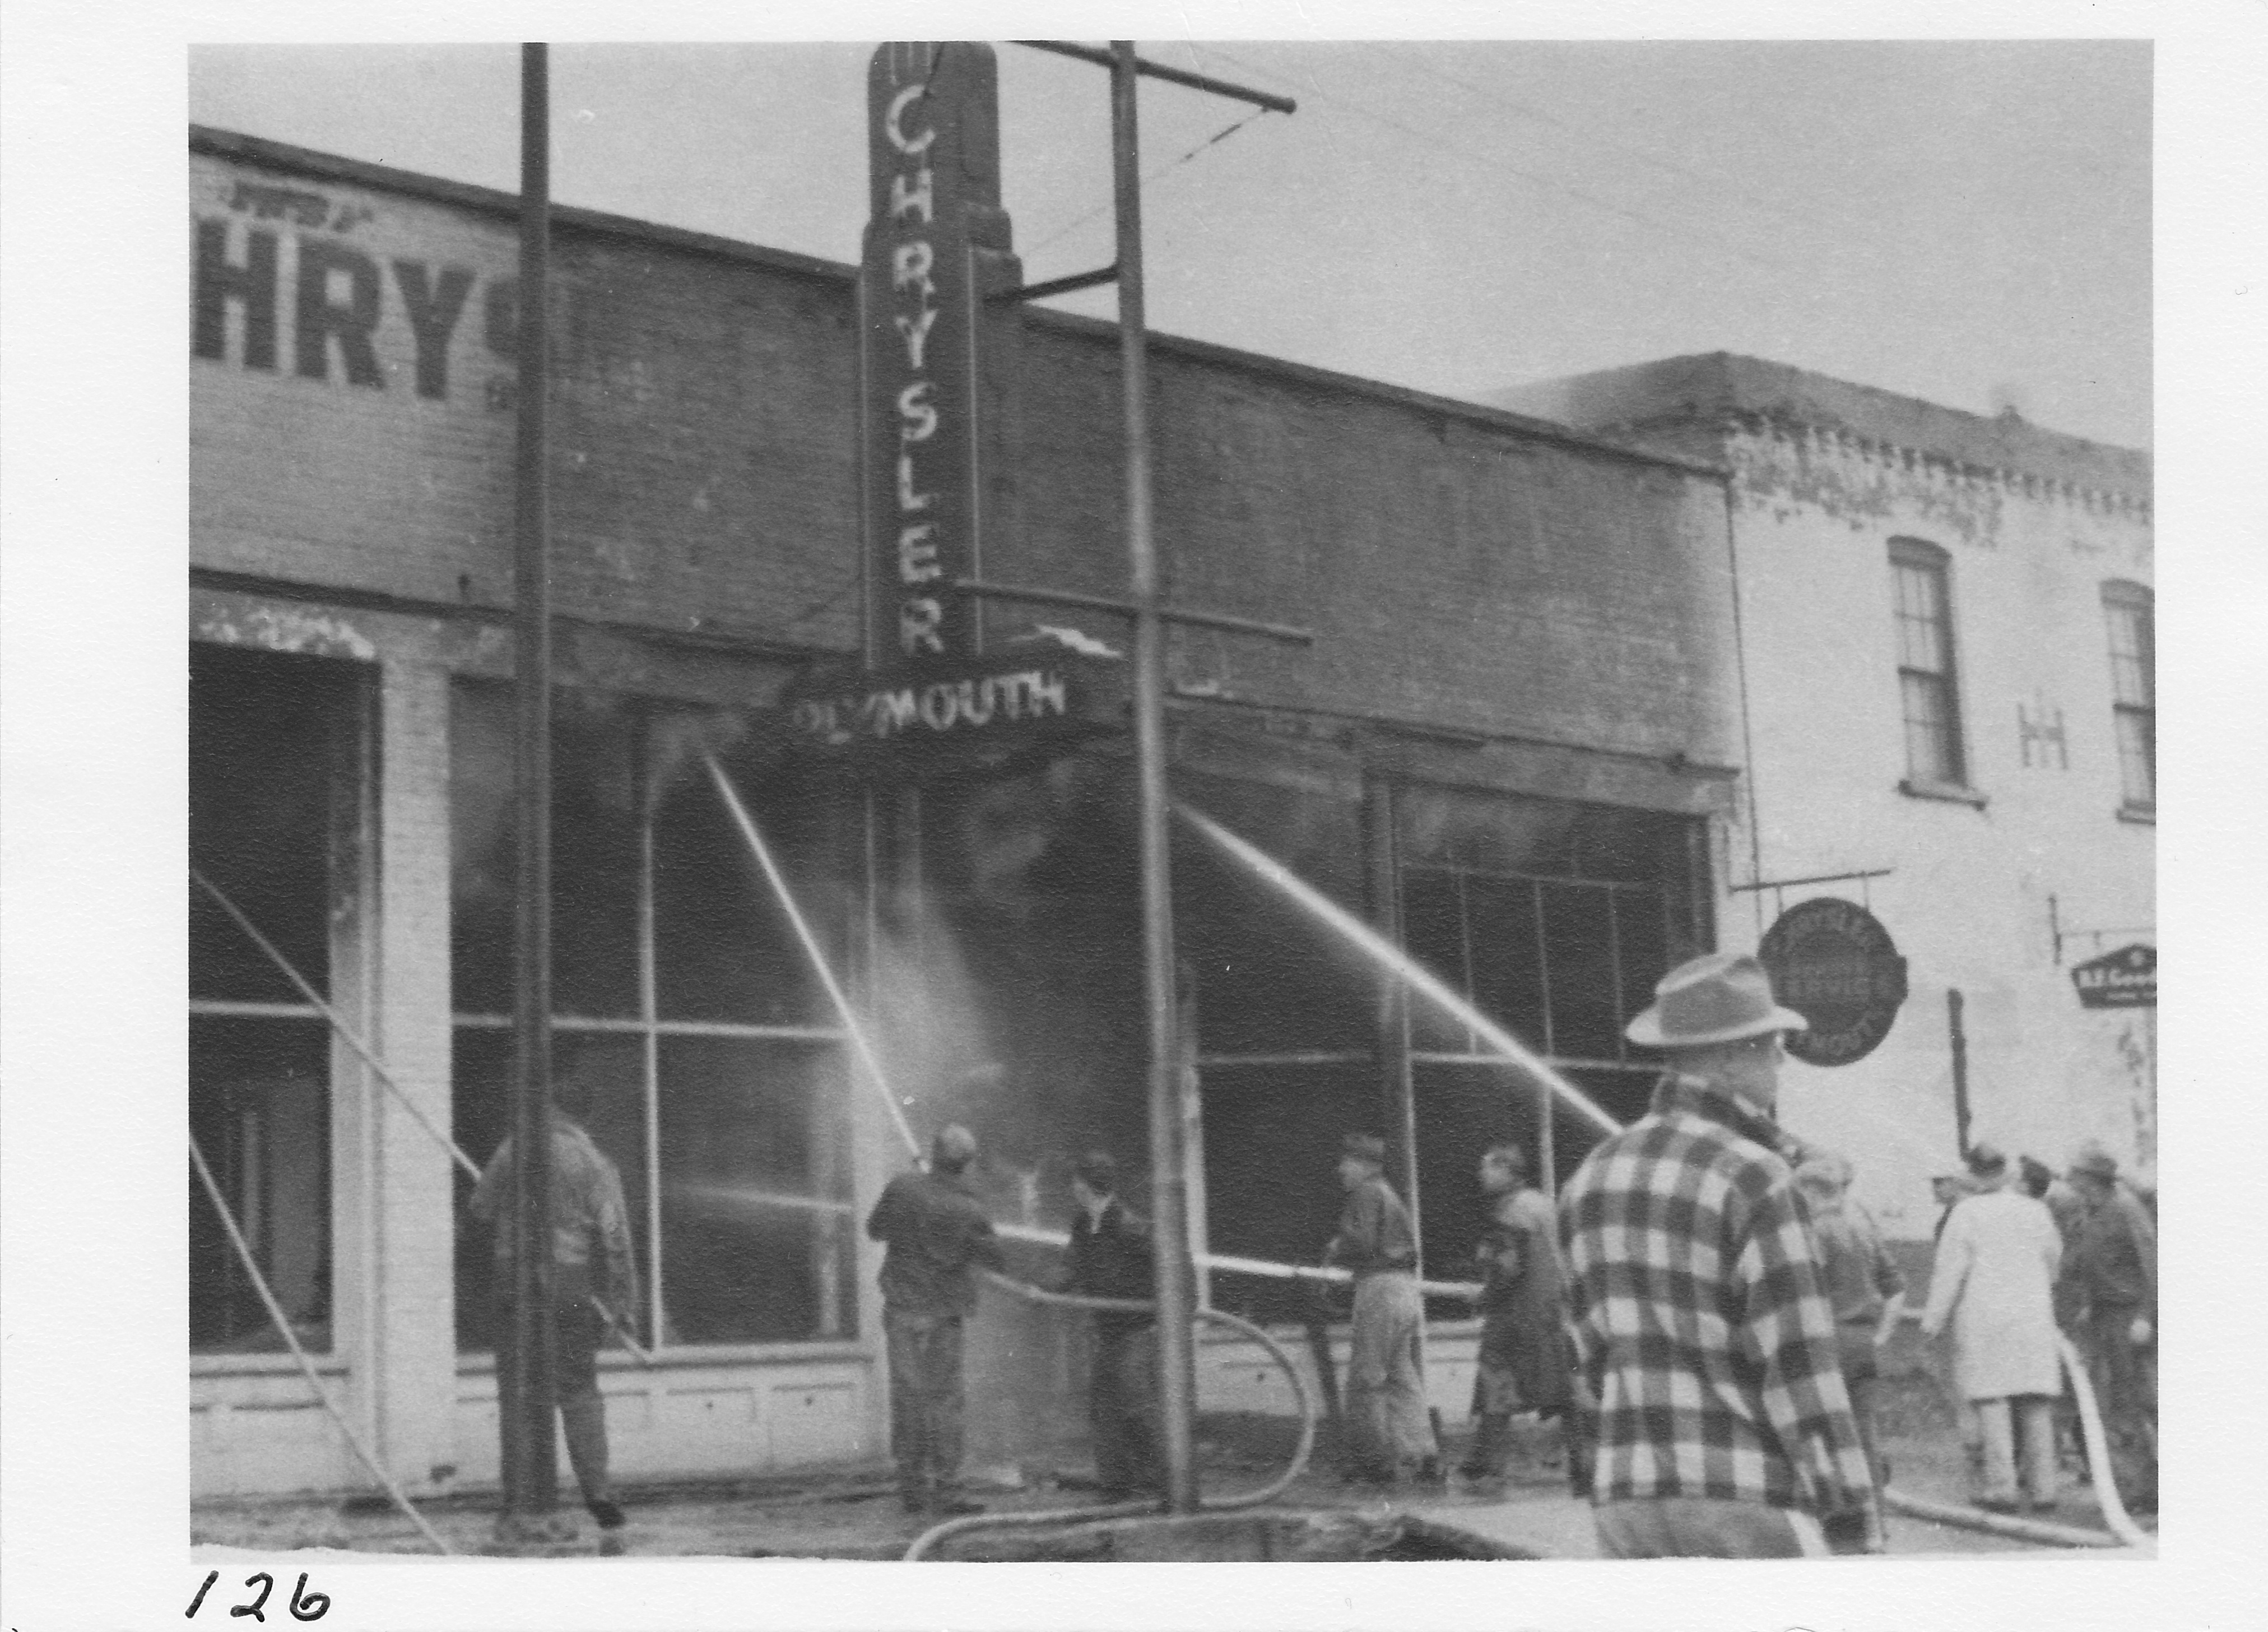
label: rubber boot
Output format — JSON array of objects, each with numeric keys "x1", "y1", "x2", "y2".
[
  {"x1": 1459, "y1": 1413, "x2": 1511, "y2": 1481},
  {"x1": 561, "y1": 1395, "x2": 622, "y2": 1529}
]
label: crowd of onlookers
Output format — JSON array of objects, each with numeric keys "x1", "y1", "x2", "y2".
[
  {"x1": 1917, "y1": 1139, "x2": 2158, "y2": 1518},
  {"x1": 1443, "y1": 951, "x2": 2158, "y2": 1557}
]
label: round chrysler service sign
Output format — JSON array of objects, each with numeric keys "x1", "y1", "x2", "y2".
[{"x1": 1759, "y1": 897, "x2": 1910, "y2": 1066}]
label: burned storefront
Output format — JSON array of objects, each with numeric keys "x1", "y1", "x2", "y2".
[{"x1": 188, "y1": 72, "x2": 1744, "y2": 1500}]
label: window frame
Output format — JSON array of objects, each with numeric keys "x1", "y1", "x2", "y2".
[
  {"x1": 2102, "y1": 579, "x2": 2156, "y2": 818},
  {"x1": 188, "y1": 644, "x2": 375, "y2": 1360},
  {"x1": 447, "y1": 683, "x2": 860, "y2": 1356},
  {"x1": 1889, "y1": 537, "x2": 1978, "y2": 800}
]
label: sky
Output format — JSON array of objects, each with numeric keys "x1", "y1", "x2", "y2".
[{"x1": 187, "y1": 37, "x2": 2153, "y2": 449}]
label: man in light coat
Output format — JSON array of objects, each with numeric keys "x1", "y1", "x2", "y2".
[{"x1": 1919, "y1": 1143, "x2": 2065, "y2": 1513}]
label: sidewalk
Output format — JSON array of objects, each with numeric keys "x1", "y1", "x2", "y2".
[{"x1": 190, "y1": 1375, "x2": 2135, "y2": 1560}]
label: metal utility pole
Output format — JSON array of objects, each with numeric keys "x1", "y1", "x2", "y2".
[
  {"x1": 501, "y1": 40, "x2": 559, "y2": 1529},
  {"x1": 1112, "y1": 40, "x2": 1200, "y2": 1515}
]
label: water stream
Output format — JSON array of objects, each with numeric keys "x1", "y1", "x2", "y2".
[
  {"x1": 701, "y1": 753, "x2": 922, "y2": 1158},
  {"x1": 1174, "y1": 801, "x2": 1624, "y2": 1137}
]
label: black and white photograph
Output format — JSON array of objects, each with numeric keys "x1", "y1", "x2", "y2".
[{"x1": 3, "y1": 4, "x2": 2261, "y2": 1629}]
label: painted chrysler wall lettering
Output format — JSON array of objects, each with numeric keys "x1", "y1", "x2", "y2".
[{"x1": 192, "y1": 164, "x2": 507, "y2": 405}]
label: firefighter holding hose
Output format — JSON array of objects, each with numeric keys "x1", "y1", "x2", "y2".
[
  {"x1": 1323, "y1": 1133, "x2": 1441, "y2": 1486},
  {"x1": 866, "y1": 1124, "x2": 1007, "y2": 1516},
  {"x1": 468, "y1": 1049, "x2": 641, "y2": 1533}
]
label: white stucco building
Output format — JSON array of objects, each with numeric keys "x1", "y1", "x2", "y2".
[{"x1": 1497, "y1": 354, "x2": 2155, "y2": 1239}]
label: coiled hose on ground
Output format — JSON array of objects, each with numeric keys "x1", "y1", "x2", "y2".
[
  {"x1": 903, "y1": 1272, "x2": 1319, "y2": 1560},
  {"x1": 1879, "y1": 1318, "x2": 2152, "y2": 1551}
]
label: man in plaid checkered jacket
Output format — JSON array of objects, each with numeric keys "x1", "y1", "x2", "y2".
[{"x1": 1559, "y1": 951, "x2": 1879, "y2": 1557}]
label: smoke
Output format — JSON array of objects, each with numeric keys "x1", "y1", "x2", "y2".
[{"x1": 642, "y1": 707, "x2": 751, "y2": 817}]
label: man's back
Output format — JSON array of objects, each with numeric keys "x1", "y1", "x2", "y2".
[
  {"x1": 1807, "y1": 1199, "x2": 1904, "y2": 1330},
  {"x1": 866, "y1": 1166, "x2": 1004, "y2": 1316},
  {"x1": 2065, "y1": 1188, "x2": 2157, "y2": 1313},
  {"x1": 471, "y1": 1115, "x2": 637, "y2": 1305},
  {"x1": 1559, "y1": 1082, "x2": 1870, "y2": 1516},
  {"x1": 1329, "y1": 1174, "x2": 1416, "y2": 1274}
]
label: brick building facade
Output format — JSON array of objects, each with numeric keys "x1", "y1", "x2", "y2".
[{"x1": 189, "y1": 125, "x2": 1752, "y2": 1500}]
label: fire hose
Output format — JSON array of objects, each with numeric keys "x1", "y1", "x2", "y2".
[
  {"x1": 903, "y1": 1272, "x2": 1319, "y2": 1561},
  {"x1": 1875, "y1": 1310, "x2": 2151, "y2": 1551},
  {"x1": 189, "y1": 1128, "x2": 456, "y2": 1555},
  {"x1": 201, "y1": 863, "x2": 2153, "y2": 1556},
  {"x1": 193, "y1": 870, "x2": 656, "y2": 1549},
  {"x1": 193, "y1": 869, "x2": 658, "y2": 1367}
]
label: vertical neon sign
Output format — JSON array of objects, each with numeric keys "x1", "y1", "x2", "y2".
[{"x1": 861, "y1": 42, "x2": 1018, "y2": 667}]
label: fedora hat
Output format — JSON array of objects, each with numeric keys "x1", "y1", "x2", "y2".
[
  {"x1": 1965, "y1": 1142, "x2": 2007, "y2": 1179},
  {"x1": 1624, "y1": 951, "x2": 1807, "y2": 1049},
  {"x1": 2069, "y1": 1142, "x2": 2119, "y2": 1181}
]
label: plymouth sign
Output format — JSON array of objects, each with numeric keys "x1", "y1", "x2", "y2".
[
  {"x1": 780, "y1": 648, "x2": 1125, "y2": 778},
  {"x1": 1758, "y1": 897, "x2": 1910, "y2": 1066}
]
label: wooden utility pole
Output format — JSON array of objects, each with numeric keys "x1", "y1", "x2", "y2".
[
  {"x1": 1112, "y1": 39, "x2": 1201, "y2": 1515},
  {"x1": 501, "y1": 40, "x2": 559, "y2": 1532}
]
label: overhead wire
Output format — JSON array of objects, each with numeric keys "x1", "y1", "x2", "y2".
[
  {"x1": 1023, "y1": 106, "x2": 1271, "y2": 260},
  {"x1": 1358, "y1": 41, "x2": 1824, "y2": 234},
  {"x1": 1192, "y1": 43, "x2": 1788, "y2": 273}
]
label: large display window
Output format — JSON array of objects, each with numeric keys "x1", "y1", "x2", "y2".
[
  {"x1": 1396, "y1": 782, "x2": 1707, "y2": 1248},
  {"x1": 189, "y1": 644, "x2": 367, "y2": 1355},
  {"x1": 448, "y1": 682, "x2": 858, "y2": 1351}
]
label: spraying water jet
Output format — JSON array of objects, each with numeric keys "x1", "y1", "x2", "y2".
[
  {"x1": 1174, "y1": 801, "x2": 1623, "y2": 1137},
  {"x1": 701, "y1": 752, "x2": 922, "y2": 1160}
]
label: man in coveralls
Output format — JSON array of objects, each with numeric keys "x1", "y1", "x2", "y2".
[
  {"x1": 1457, "y1": 1143, "x2": 1571, "y2": 1489},
  {"x1": 866, "y1": 1124, "x2": 1006, "y2": 1515},
  {"x1": 1324, "y1": 1133, "x2": 1440, "y2": 1484},
  {"x1": 1062, "y1": 1150, "x2": 1164, "y2": 1497},
  {"x1": 2061, "y1": 1142, "x2": 2157, "y2": 1513},
  {"x1": 470, "y1": 1058, "x2": 640, "y2": 1532}
]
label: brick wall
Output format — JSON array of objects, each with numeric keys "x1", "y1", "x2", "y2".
[{"x1": 192, "y1": 133, "x2": 1741, "y2": 778}]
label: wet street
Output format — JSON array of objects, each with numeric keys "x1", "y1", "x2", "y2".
[{"x1": 190, "y1": 1373, "x2": 2145, "y2": 1561}]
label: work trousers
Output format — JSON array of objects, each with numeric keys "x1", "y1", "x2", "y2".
[
  {"x1": 885, "y1": 1308, "x2": 967, "y2": 1497},
  {"x1": 1344, "y1": 1271, "x2": 1437, "y2": 1476},
  {"x1": 1975, "y1": 1395, "x2": 2058, "y2": 1506},
  {"x1": 2079, "y1": 1308, "x2": 2157, "y2": 1512},
  {"x1": 1929, "y1": 1328, "x2": 1984, "y2": 1481},
  {"x1": 1593, "y1": 1498, "x2": 1828, "y2": 1559},
  {"x1": 492, "y1": 1290, "x2": 612, "y2": 1509},
  {"x1": 1828, "y1": 1327, "x2": 1889, "y2": 1551},
  {"x1": 1089, "y1": 1324, "x2": 1165, "y2": 1495}
]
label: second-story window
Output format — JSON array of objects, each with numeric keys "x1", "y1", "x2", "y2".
[
  {"x1": 1890, "y1": 538, "x2": 1968, "y2": 789},
  {"x1": 2103, "y1": 581, "x2": 2155, "y2": 812}
]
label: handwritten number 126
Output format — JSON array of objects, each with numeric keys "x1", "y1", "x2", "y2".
[{"x1": 187, "y1": 1570, "x2": 329, "y2": 1621}]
